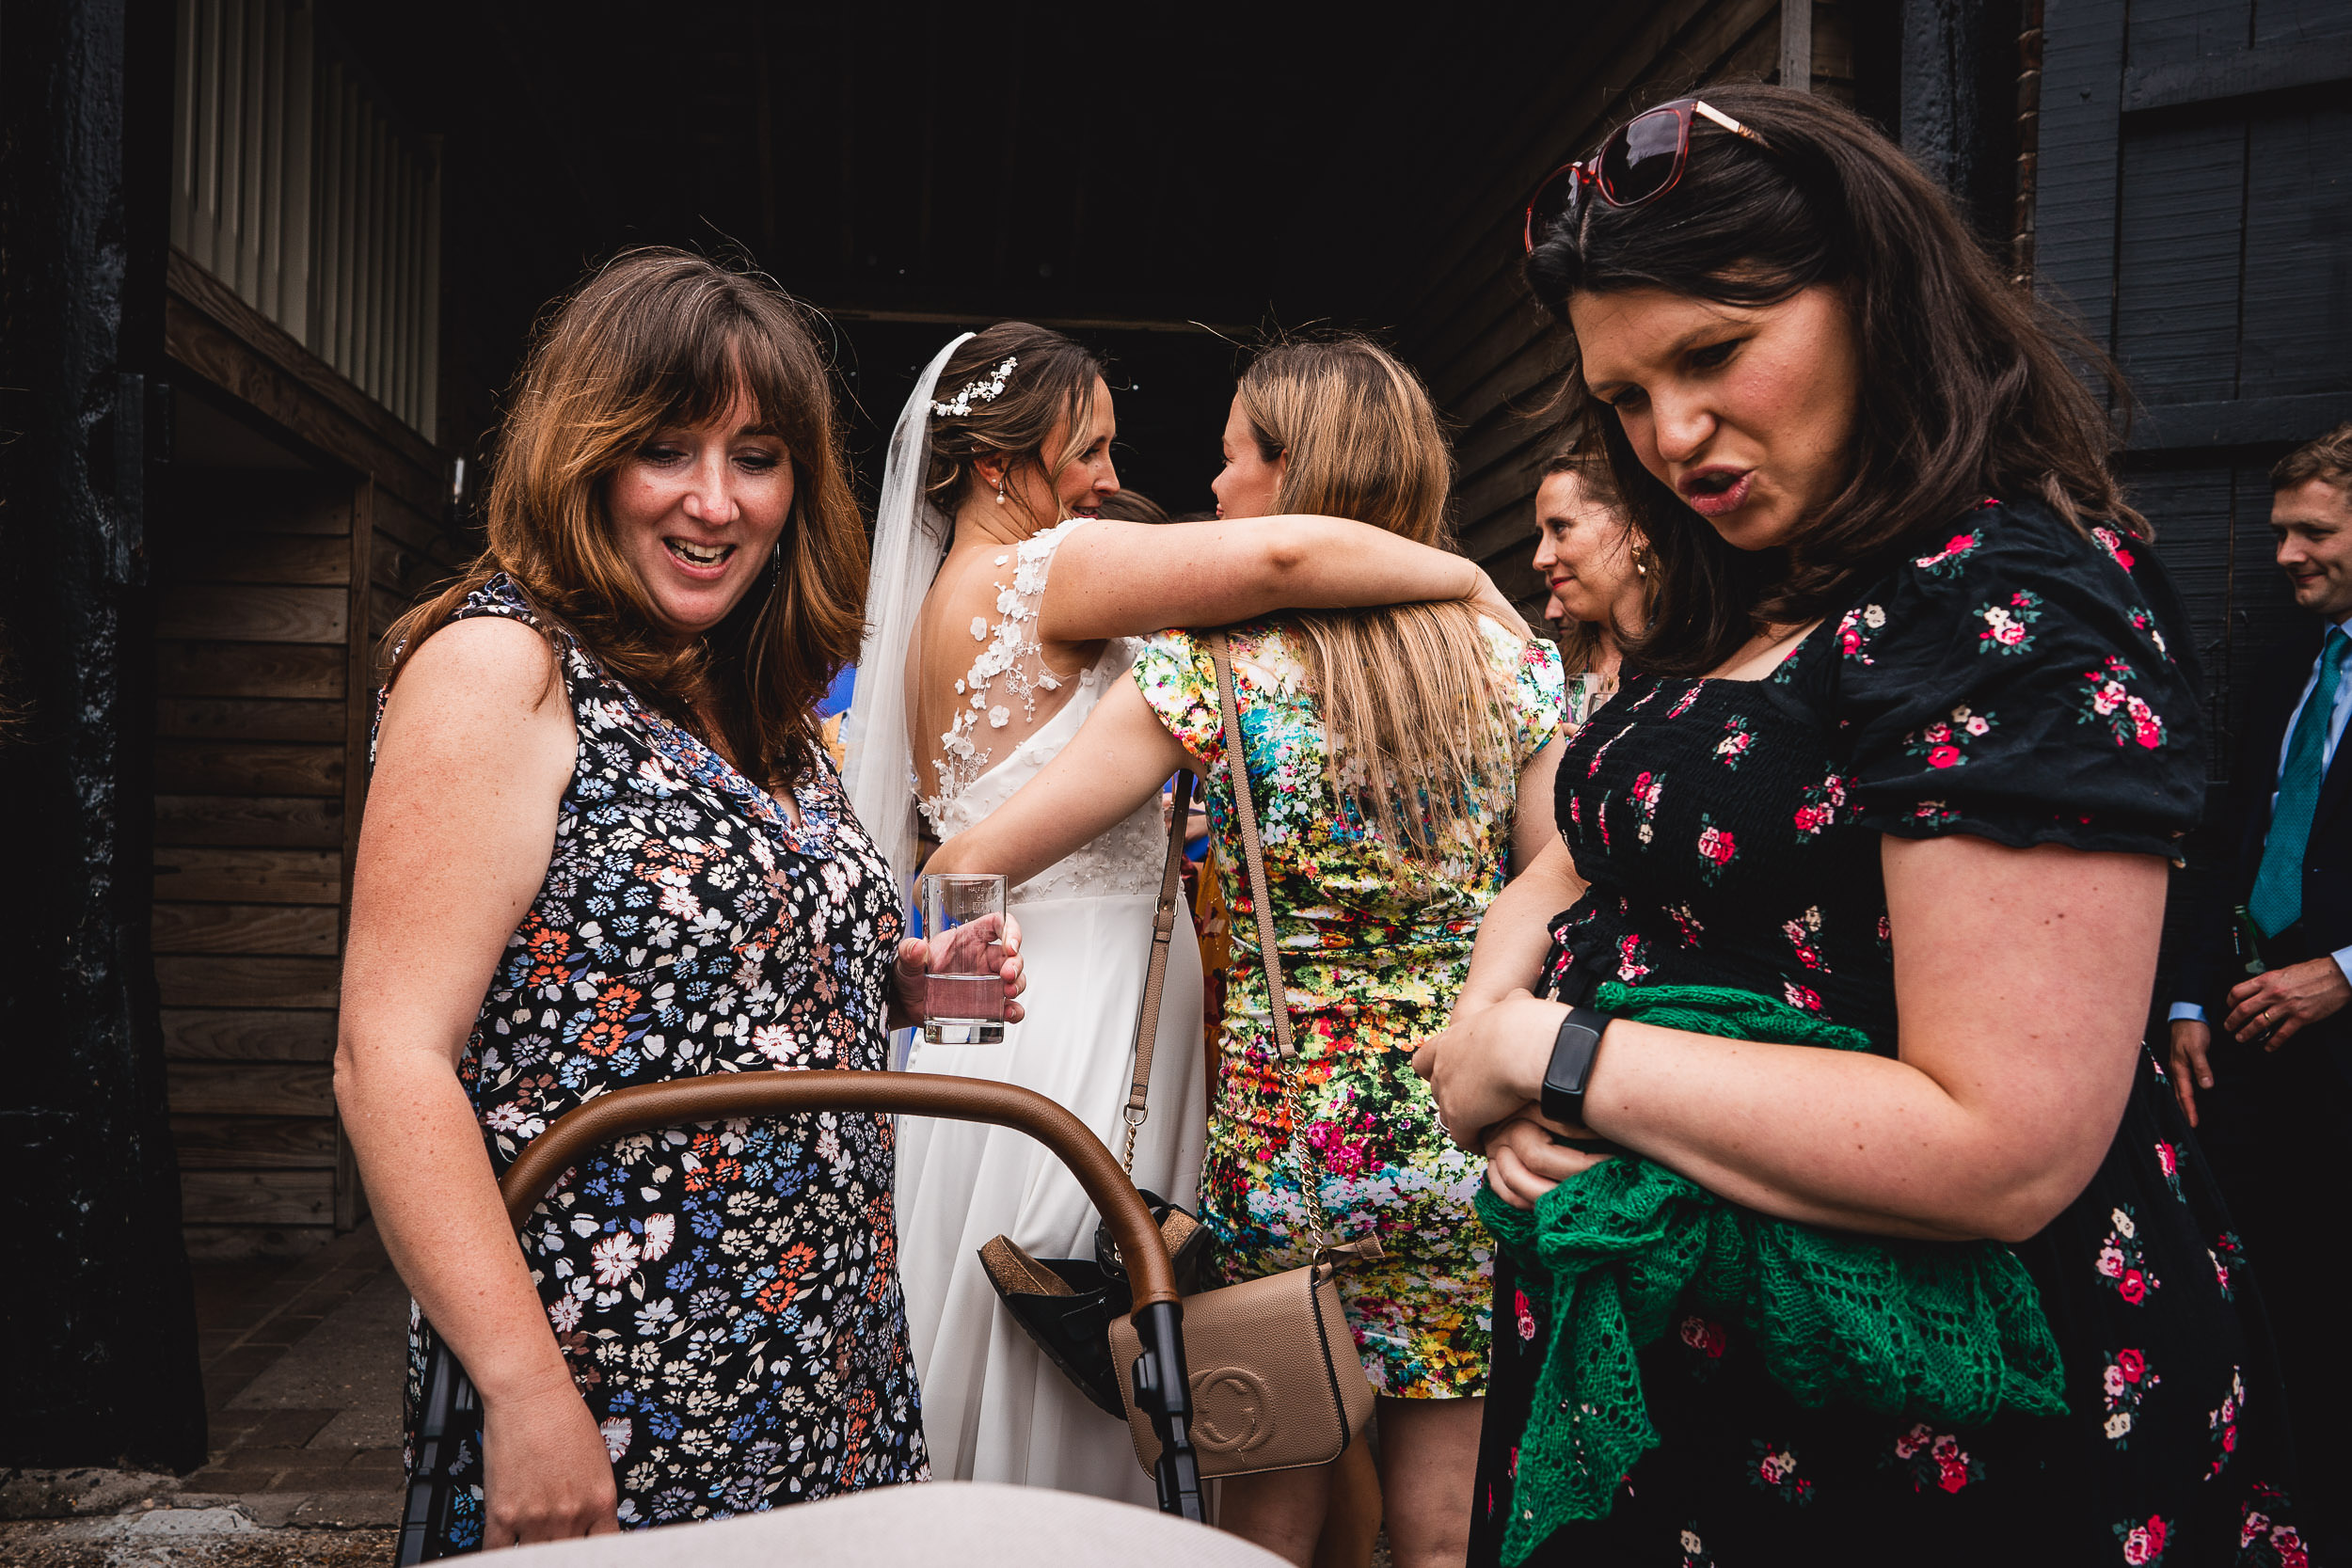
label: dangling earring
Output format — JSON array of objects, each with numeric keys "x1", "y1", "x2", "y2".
[
  {"x1": 994, "y1": 479, "x2": 1007, "y2": 505},
  {"x1": 1632, "y1": 541, "x2": 1650, "y2": 578},
  {"x1": 771, "y1": 541, "x2": 784, "y2": 585}
]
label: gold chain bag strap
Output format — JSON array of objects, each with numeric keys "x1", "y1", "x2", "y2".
[{"x1": 1107, "y1": 629, "x2": 1379, "y2": 1479}]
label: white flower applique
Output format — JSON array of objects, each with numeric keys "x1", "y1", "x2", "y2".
[{"x1": 919, "y1": 520, "x2": 1086, "y2": 828}]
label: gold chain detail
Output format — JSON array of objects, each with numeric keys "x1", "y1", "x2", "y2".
[{"x1": 1277, "y1": 1053, "x2": 1329, "y2": 1245}]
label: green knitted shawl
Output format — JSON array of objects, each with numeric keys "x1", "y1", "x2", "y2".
[{"x1": 1477, "y1": 983, "x2": 2066, "y2": 1563}]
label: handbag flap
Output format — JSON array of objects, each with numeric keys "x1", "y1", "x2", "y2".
[{"x1": 1107, "y1": 1263, "x2": 1373, "y2": 1479}]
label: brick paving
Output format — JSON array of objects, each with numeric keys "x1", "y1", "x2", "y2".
[
  {"x1": 184, "y1": 1221, "x2": 409, "y2": 1527},
  {"x1": 0, "y1": 1224, "x2": 409, "y2": 1562}
]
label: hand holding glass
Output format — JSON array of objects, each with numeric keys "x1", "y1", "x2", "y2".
[{"x1": 918, "y1": 873, "x2": 1009, "y2": 1044}]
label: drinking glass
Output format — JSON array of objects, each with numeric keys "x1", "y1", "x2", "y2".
[{"x1": 917, "y1": 873, "x2": 1008, "y2": 1044}]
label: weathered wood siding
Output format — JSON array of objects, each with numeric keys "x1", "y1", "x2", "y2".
[
  {"x1": 1389, "y1": 1, "x2": 1860, "y2": 617},
  {"x1": 2038, "y1": 0, "x2": 2352, "y2": 771},
  {"x1": 157, "y1": 236, "x2": 468, "y2": 1257},
  {"x1": 153, "y1": 471, "x2": 359, "y2": 1258},
  {"x1": 152, "y1": 462, "x2": 459, "y2": 1259}
]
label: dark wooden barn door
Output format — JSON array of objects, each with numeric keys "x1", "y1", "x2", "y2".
[{"x1": 2039, "y1": 0, "x2": 2352, "y2": 771}]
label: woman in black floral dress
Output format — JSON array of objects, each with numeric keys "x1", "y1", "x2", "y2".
[
  {"x1": 338, "y1": 252, "x2": 1021, "y2": 1552},
  {"x1": 1417, "y1": 88, "x2": 2306, "y2": 1565}
]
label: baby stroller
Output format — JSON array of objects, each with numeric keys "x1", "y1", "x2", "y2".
[{"x1": 397, "y1": 1070, "x2": 1206, "y2": 1562}]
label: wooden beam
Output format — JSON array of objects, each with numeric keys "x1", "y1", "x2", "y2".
[
  {"x1": 161, "y1": 1007, "x2": 338, "y2": 1061},
  {"x1": 156, "y1": 641, "x2": 345, "y2": 700},
  {"x1": 167, "y1": 1061, "x2": 336, "y2": 1117},
  {"x1": 151, "y1": 531, "x2": 350, "y2": 586},
  {"x1": 180, "y1": 1169, "x2": 334, "y2": 1227},
  {"x1": 2122, "y1": 39, "x2": 2352, "y2": 116},
  {"x1": 818, "y1": 304, "x2": 1255, "y2": 338},
  {"x1": 2129, "y1": 393, "x2": 2351, "y2": 452},
  {"x1": 1781, "y1": 0, "x2": 1814, "y2": 89},
  {"x1": 151, "y1": 902, "x2": 342, "y2": 957},
  {"x1": 169, "y1": 1117, "x2": 339, "y2": 1169},
  {"x1": 154, "y1": 794, "x2": 345, "y2": 848},
  {"x1": 151, "y1": 846, "x2": 342, "y2": 903},
  {"x1": 157, "y1": 697, "x2": 345, "y2": 744},
  {"x1": 155, "y1": 741, "x2": 343, "y2": 797},
  {"x1": 154, "y1": 956, "x2": 342, "y2": 1009},
  {"x1": 165, "y1": 249, "x2": 443, "y2": 517},
  {"x1": 156, "y1": 583, "x2": 348, "y2": 644}
]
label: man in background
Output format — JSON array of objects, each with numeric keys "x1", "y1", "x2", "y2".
[{"x1": 2169, "y1": 420, "x2": 2352, "y2": 1545}]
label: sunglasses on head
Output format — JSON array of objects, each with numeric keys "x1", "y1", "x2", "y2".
[{"x1": 1522, "y1": 99, "x2": 1773, "y2": 255}]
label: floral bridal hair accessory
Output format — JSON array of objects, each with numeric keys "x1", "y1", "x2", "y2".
[{"x1": 931, "y1": 355, "x2": 1019, "y2": 418}]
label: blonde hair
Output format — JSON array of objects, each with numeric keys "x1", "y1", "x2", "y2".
[
  {"x1": 1236, "y1": 337, "x2": 1518, "y2": 872},
  {"x1": 386, "y1": 248, "x2": 866, "y2": 784}
]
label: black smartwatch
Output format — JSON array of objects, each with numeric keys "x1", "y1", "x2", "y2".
[{"x1": 1540, "y1": 1006, "x2": 1612, "y2": 1125}]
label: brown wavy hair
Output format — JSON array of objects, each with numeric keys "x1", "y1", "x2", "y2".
[
  {"x1": 1237, "y1": 336, "x2": 1518, "y2": 874},
  {"x1": 1525, "y1": 84, "x2": 2139, "y2": 677},
  {"x1": 923, "y1": 322, "x2": 1105, "y2": 531},
  {"x1": 385, "y1": 249, "x2": 866, "y2": 784}
]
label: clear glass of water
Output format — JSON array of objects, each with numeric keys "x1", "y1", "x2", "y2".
[{"x1": 917, "y1": 873, "x2": 1008, "y2": 1044}]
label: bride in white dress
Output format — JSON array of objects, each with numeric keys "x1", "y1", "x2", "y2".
[{"x1": 843, "y1": 324, "x2": 1531, "y2": 1503}]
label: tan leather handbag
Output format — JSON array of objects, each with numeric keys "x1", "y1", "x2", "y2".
[{"x1": 1104, "y1": 628, "x2": 1378, "y2": 1480}]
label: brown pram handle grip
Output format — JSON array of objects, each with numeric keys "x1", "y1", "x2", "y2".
[{"x1": 495, "y1": 1069, "x2": 1182, "y2": 1309}]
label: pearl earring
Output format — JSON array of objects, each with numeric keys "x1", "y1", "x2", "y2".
[{"x1": 994, "y1": 481, "x2": 1007, "y2": 505}]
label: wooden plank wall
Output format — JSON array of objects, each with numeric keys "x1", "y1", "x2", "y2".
[
  {"x1": 161, "y1": 238, "x2": 472, "y2": 1258},
  {"x1": 1381, "y1": 0, "x2": 1859, "y2": 618},
  {"x1": 2036, "y1": 0, "x2": 2352, "y2": 990},
  {"x1": 154, "y1": 464, "x2": 462, "y2": 1259},
  {"x1": 155, "y1": 469, "x2": 361, "y2": 1259}
]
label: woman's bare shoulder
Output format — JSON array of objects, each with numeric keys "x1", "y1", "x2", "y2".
[
  {"x1": 380, "y1": 614, "x2": 572, "y2": 762},
  {"x1": 399, "y1": 614, "x2": 561, "y2": 701}
]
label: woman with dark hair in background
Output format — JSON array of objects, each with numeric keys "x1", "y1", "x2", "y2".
[
  {"x1": 930, "y1": 335, "x2": 1567, "y2": 1568},
  {"x1": 1417, "y1": 86, "x2": 2303, "y2": 1563},
  {"x1": 1529, "y1": 441, "x2": 1647, "y2": 725},
  {"x1": 337, "y1": 251, "x2": 1028, "y2": 1551},
  {"x1": 849, "y1": 324, "x2": 1533, "y2": 1505}
]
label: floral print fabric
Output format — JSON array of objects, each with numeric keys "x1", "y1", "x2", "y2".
[
  {"x1": 1472, "y1": 501, "x2": 2306, "y2": 1562},
  {"x1": 1132, "y1": 617, "x2": 1565, "y2": 1398},
  {"x1": 398, "y1": 578, "x2": 926, "y2": 1552}
]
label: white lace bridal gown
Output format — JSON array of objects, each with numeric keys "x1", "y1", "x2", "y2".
[{"x1": 896, "y1": 519, "x2": 1206, "y2": 1505}]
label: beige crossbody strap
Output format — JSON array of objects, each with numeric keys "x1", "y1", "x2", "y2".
[
  {"x1": 1207, "y1": 633, "x2": 1297, "y2": 1062},
  {"x1": 1207, "y1": 631, "x2": 1349, "y2": 1247},
  {"x1": 1120, "y1": 770, "x2": 1196, "y2": 1171}
]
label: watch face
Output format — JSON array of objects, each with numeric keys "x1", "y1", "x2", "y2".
[{"x1": 1545, "y1": 1013, "x2": 1607, "y2": 1106}]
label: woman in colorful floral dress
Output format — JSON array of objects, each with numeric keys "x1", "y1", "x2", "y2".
[
  {"x1": 337, "y1": 252, "x2": 1021, "y2": 1553},
  {"x1": 930, "y1": 336, "x2": 1568, "y2": 1568},
  {"x1": 1416, "y1": 87, "x2": 2303, "y2": 1565}
]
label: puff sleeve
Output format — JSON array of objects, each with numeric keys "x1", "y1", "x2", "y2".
[
  {"x1": 1492, "y1": 622, "x2": 1571, "y2": 763},
  {"x1": 1130, "y1": 628, "x2": 1227, "y2": 768},
  {"x1": 1829, "y1": 499, "x2": 2205, "y2": 859}
]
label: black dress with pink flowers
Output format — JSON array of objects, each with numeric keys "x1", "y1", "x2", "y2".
[
  {"x1": 396, "y1": 578, "x2": 927, "y2": 1554},
  {"x1": 1470, "y1": 501, "x2": 2310, "y2": 1567}
]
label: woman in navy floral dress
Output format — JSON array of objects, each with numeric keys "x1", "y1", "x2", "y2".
[
  {"x1": 1417, "y1": 88, "x2": 2305, "y2": 1564},
  {"x1": 339, "y1": 252, "x2": 1020, "y2": 1553}
]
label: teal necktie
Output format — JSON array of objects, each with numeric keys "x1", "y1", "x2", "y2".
[{"x1": 2250, "y1": 626, "x2": 2352, "y2": 938}]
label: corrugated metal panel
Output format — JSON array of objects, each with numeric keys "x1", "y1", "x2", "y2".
[{"x1": 170, "y1": 0, "x2": 438, "y2": 438}]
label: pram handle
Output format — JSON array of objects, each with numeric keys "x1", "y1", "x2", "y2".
[{"x1": 497, "y1": 1069, "x2": 1183, "y2": 1309}]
